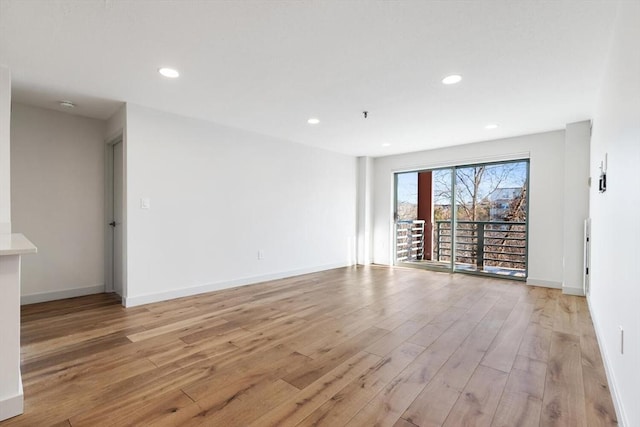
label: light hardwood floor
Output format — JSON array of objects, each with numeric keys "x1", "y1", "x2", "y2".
[{"x1": 3, "y1": 266, "x2": 617, "y2": 426}]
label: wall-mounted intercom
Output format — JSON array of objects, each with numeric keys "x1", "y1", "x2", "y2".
[{"x1": 598, "y1": 153, "x2": 608, "y2": 193}]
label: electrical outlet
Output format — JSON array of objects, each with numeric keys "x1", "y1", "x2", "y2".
[
  {"x1": 619, "y1": 326, "x2": 624, "y2": 354},
  {"x1": 258, "y1": 250, "x2": 264, "y2": 260}
]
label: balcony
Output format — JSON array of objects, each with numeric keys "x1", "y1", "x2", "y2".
[
  {"x1": 396, "y1": 220, "x2": 526, "y2": 278},
  {"x1": 396, "y1": 220, "x2": 425, "y2": 262}
]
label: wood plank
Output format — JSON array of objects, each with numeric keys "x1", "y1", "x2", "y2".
[
  {"x1": 70, "y1": 389, "x2": 195, "y2": 427},
  {"x1": 481, "y1": 301, "x2": 534, "y2": 373},
  {"x1": 393, "y1": 418, "x2": 419, "y2": 427},
  {"x1": 294, "y1": 308, "x2": 387, "y2": 358},
  {"x1": 281, "y1": 326, "x2": 388, "y2": 389},
  {"x1": 248, "y1": 351, "x2": 381, "y2": 427},
  {"x1": 21, "y1": 332, "x2": 135, "y2": 377},
  {"x1": 344, "y1": 296, "x2": 497, "y2": 427},
  {"x1": 68, "y1": 346, "x2": 307, "y2": 427},
  {"x1": 401, "y1": 294, "x2": 514, "y2": 427},
  {"x1": 517, "y1": 322, "x2": 552, "y2": 362},
  {"x1": 541, "y1": 331, "x2": 587, "y2": 426},
  {"x1": 402, "y1": 376, "x2": 461, "y2": 427},
  {"x1": 24, "y1": 354, "x2": 157, "y2": 400},
  {"x1": 184, "y1": 379, "x2": 299, "y2": 426},
  {"x1": 364, "y1": 320, "x2": 425, "y2": 356},
  {"x1": 181, "y1": 344, "x2": 310, "y2": 402},
  {"x1": 554, "y1": 294, "x2": 580, "y2": 335},
  {"x1": 529, "y1": 288, "x2": 558, "y2": 329},
  {"x1": 374, "y1": 310, "x2": 414, "y2": 331},
  {"x1": 225, "y1": 315, "x2": 311, "y2": 352},
  {"x1": 491, "y1": 355, "x2": 547, "y2": 427},
  {"x1": 443, "y1": 365, "x2": 509, "y2": 427},
  {"x1": 296, "y1": 342, "x2": 425, "y2": 427},
  {"x1": 127, "y1": 315, "x2": 229, "y2": 342},
  {"x1": 4, "y1": 267, "x2": 617, "y2": 427},
  {"x1": 406, "y1": 322, "x2": 449, "y2": 348},
  {"x1": 577, "y1": 298, "x2": 618, "y2": 427}
]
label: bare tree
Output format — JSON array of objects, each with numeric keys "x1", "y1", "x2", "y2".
[
  {"x1": 432, "y1": 163, "x2": 527, "y2": 271},
  {"x1": 454, "y1": 164, "x2": 519, "y2": 220}
]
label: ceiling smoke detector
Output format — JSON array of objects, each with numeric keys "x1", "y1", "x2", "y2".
[{"x1": 59, "y1": 100, "x2": 75, "y2": 108}]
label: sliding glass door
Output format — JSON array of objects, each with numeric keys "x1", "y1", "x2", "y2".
[
  {"x1": 395, "y1": 168, "x2": 453, "y2": 271},
  {"x1": 394, "y1": 159, "x2": 529, "y2": 279},
  {"x1": 452, "y1": 161, "x2": 528, "y2": 277}
]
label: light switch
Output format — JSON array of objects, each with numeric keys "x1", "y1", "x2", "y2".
[{"x1": 140, "y1": 198, "x2": 151, "y2": 209}]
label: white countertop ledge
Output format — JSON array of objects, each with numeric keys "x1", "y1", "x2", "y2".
[{"x1": 0, "y1": 233, "x2": 38, "y2": 256}]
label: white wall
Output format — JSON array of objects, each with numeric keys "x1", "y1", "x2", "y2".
[
  {"x1": 106, "y1": 104, "x2": 126, "y2": 142},
  {"x1": 11, "y1": 103, "x2": 106, "y2": 303},
  {"x1": 372, "y1": 130, "x2": 577, "y2": 288},
  {"x1": 563, "y1": 121, "x2": 591, "y2": 294},
  {"x1": 588, "y1": 1, "x2": 640, "y2": 425},
  {"x1": 356, "y1": 156, "x2": 373, "y2": 265},
  {"x1": 0, "y1": 65, "x2": 11, "y2": 234},
  {"x1": 124, "y1": 104, "x2": 356, "y2": 306}
]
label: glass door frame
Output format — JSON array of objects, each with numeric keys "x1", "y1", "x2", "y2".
[
  {"x1": 393, "y1": 166, "x2": 455, "y2": 272},
  {"x1": 393, "y1": 158, "x2": 530, "y2": 281}
]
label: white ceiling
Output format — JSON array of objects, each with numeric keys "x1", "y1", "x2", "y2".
[{"x1": 0, "y1": 0, "x2": 619, "y2": 156}]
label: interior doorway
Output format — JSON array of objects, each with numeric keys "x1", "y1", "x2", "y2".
[
  {"x1": 394, "y1": 159, "x2": 529, "y2": 280},
  {"x1": 106, "y1": 138, "x2": 124, "y2": 296}
]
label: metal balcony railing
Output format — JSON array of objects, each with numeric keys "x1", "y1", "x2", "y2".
[
  {"x1": 436, "y1": 220, "x2": 526, "y2": 270},
  {"x1": 396, "y1": 220, "x2": 425, "y2": 262}
]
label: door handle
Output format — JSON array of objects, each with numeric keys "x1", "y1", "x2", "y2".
[{"x1": 109, "y1": 221, "x2": 117, "y2": 227}]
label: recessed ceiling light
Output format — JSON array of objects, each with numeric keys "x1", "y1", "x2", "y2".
[
  {"x1": 382, "y1": 143, "x2": 391, "y2": 147},
  {"x1": 485, "y1": 123, "x2": 499, "y2": 130},
  {"x1": 158, "y1": 67, "x2": 180, "y2": 78},
  {"x1": 442, "y1": 74, "x2": 462, "y2": 85},
  {"x1": 59, "y1": 100, "x2": 75, "y2": 108},
  {"x1": 307, "y1": 118, "x2": 320, "y2": 125}
]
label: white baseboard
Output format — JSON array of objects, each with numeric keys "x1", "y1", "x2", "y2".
[
  {"x1": 562, "y1": 286, "x2": 585, "y2": 296},
  {"x1": 0, "y1": 374, "x2": 23, "y2": 422},
  {"x1": 526, "y1": 278, "x2": 562, "y2": 289},
  {"x1": 123, "y1": 262, "x2": 349, "y2": 308},
  {"x1": 21, "y1": 284, "x2": 105, "y2": 305},
  {"x1": 586, "y1": 295, "x2": 627, "y2": 427}
]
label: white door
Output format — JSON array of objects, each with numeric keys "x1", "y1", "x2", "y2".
[{"x1": 112, "y1": 141, "x2": 124, "y2": 296}]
